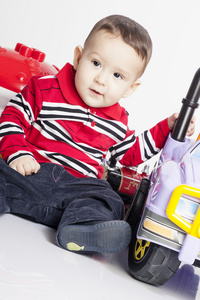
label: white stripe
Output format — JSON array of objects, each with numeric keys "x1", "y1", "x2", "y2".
[
  {"x1": 110, "y1": 133, "x2": 136, "y2": 160},
  {"x1": 7, "y1": 151, "x2": 33, "y2": 164},
  {"x1": 0, "y1": 122, "x2": 24, "y2": 140},
  {"x1": 144, "y1": 131, "x2": 159, "y2": 157},
  {"x1": 138, "y1": 134, "x2": 145, "y2": 161},
  {"x1": 38, "y1": 75, "x2": 56, "y2": 80},
  {"x1": 138, "y1": 131, "x2": 160, "y2": 161}
]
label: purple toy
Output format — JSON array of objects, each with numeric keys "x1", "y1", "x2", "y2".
[{"x1": 127, "y1": 68, "x2": 200, "y2": 286}]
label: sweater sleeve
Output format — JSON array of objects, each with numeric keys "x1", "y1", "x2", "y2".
[
  {"x1": 110, "y1": 118, "x2": 170, "y2": 167},
  {"x1": 0, "y1": 76, "x2": 42, "y2": 164}
]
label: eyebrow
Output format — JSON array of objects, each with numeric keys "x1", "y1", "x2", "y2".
[
  {"x1": 88, "y1": 51, "x2": 101, "y2": 58},
  {"x1": 115, "y1": 68, "x2": 130, "y2": 78}
]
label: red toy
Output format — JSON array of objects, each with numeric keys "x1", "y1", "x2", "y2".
[{"x1": 0, "y1": 43, "x2": 59, "y2": 93}]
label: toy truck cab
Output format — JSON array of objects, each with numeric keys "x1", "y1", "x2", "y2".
[
  {"x1": 135, "y1": 136, "x2": 200, "y2": 261},
  {"x1": 127, "y1": 68, "x2": 200, "y2": 286}
]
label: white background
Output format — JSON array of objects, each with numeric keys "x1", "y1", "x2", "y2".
[
  {"x1": 0, "y1": 1, "x2": 200, "y2": 299},
  {"x1": 1, "y1": 0, "x2": 200, "y2": 137}
]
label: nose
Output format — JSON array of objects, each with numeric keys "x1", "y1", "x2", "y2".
[{"x1": 94, "y1": 70, "x2": 107, "y2": 86}]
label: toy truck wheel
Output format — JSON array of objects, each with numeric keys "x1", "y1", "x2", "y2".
[
  {"x1": 193, "y1": 259, "x2": 200, "y2": 268},
  {"x1": 128, "y1": 226, "x2": 181, "y2": 286},
  {"x1": 126, "y1": 178, "x2": 150, "y2": 228}
]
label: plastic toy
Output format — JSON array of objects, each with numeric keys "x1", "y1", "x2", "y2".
[
  {"x1": 0, "y1": 43, "x2": 59, "y2": 93},
  {"x1": 125, "y1": 68, "x2": 200, "y2": 286}
]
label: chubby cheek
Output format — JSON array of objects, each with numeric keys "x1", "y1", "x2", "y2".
[
  {"x1": 107, "y1": 87, "x2": 123, "y2": 105},
  {"x1": 76, "y1": 65, "x2": 91, "y2": 87},
  {"x1": 75, "y1": 72, "x2": 85, "y2": 96}
]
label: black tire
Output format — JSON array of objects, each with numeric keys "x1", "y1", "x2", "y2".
[
  {"x1": 193, "y1": 259, "x2": 200, "y2": 268},
  {"x1": 126, "y1": 178, "x2": 150, "y2": 228},
  {"x1": 128, "y1": 226, "x2": 181, "y2": 286}
]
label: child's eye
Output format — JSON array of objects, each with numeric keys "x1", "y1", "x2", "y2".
[
  {"x1": 114, "y1": 73, "x2": 123, "y2": 79},
  {"x1": 93, "y1": 61, "x2": 100, "y2": 68}
]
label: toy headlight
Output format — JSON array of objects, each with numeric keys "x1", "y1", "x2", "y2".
[{"x1": 166, "y1": 185, "x2": 200, "y2": 238}]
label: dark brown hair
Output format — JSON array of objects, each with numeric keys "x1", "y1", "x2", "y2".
[{"x1": 84, "y1": 15, "x2": 152, "y2": 76}]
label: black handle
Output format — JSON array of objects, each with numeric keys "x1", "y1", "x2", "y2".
[{"x1": 171, "y1": 68, "x2": 200, "y2": 141}]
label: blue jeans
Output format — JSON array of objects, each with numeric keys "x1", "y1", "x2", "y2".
[{"x1": 0, "y1": 159, "x2": 125, "y2": 244}]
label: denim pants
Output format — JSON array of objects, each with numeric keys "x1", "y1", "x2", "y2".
[{"x1": 0, "y1": 159, "x2": 125, "y2": 243}]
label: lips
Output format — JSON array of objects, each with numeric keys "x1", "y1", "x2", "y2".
[{"x1": 90, "y1": 89, "x2": 102, "y2": 96}]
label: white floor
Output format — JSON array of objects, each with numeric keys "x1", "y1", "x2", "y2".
[{"x1": 0, "y1": 214, "x2": 199, "y2": 300}]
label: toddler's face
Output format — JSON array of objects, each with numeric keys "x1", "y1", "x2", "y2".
[{"x1": 74, "y1": 30, "x2": 144, "y2": 108}]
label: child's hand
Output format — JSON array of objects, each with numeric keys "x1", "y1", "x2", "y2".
[
  {"x1": 168, "y1": 113, "x2": 196, "y2": 136},
  {"x1": 9, "y1": 156, "x2": 40, "y2": 176}
]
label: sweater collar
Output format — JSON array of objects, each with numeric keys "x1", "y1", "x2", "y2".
[{"x1": 56, "y1": 63, "x2": 123, "y2": 121}]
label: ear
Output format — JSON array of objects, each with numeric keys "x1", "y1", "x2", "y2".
[
  {"x1": 122, "y1": 80, "x2": 141, "y2": 98},
  {"x1": 73, "y1": 45, "x2": 83, "y2": 70}
]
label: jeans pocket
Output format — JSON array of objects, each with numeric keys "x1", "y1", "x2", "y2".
[{"x1": 52, "y1": 164, "x2": 65, "y2": 183}]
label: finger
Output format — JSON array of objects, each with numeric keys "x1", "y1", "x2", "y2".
[
  {"x1": 187, "y1": 127, "x2": 195, "y2": 136},
  {"x1": 9, "y1": 162, "x2": 17, "y2": 171},
  {"x1": 10, "y1": 162, "x2": 25, "y2": 176},
  {"x1": 174, "y1": 113, "x2": 179, "y2": 120},
  {"x1": 35, "y1": 163, "x2": 41, "y2": 173},
  {"x1": 23, "y1": 162, "x2": 33, "y2": 176},
  {"x1": 31, "y1": 161, "x2": 40, "y2": 174},
  {"x1": 16, "y1": 164, "x2": 26, "y2": 176},
  {"x1": 25, "y1": 160, "x2": 40, "y2": 175},
  {"x1": 24, "y1": 159, "x2": 39, "y2": 175},
  {"x1": 191, "y1": 116, "x2": 196, "y2": 123}
]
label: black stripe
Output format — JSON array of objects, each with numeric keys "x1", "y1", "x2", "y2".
[
  {"x1": 40, "y1": 86, "x2": 60, "y2": 92},
  {"x1": 8, "y1": 152, "x2": 34, "y2": 164},
  {"x1": 144, "y1": 148, "x2": 151, "y2": 160},
  {"x1": 0, "y1": 131, "x2": 24, "y2": 138},
  {"x1": 46, "y1": 152, "x2": 97, "y2": 176},
  {"x1": 38, "y1": 113, "x2": 88, "y2": 122},
  {"x1": 10, "y1": 96, "x2": 32, "y2": 120},
  {"x1": 41, "y1": 105, "x2": 85, "y2": 114},
  {"x1": 23, "y1": 86, "x2": 40, "y2": 112},
  {"x1": 109, "y1": 134, "x2": 136, "y2": 152},
  {"x1": 91, "y1": 113, "x2": 127, "y2": 135},
  {"x1": 94, "y1": 121, "x2": 124, "y2": 141},
  {"x1": 144, "y1": 131, "x2": 158, "y2": 156},
  {"x1": 111, "y1": 148, "x2": 129, "y2": 160},
  {"x1": 0, "y1": 123, "x2": 22, "y2": 131}
]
